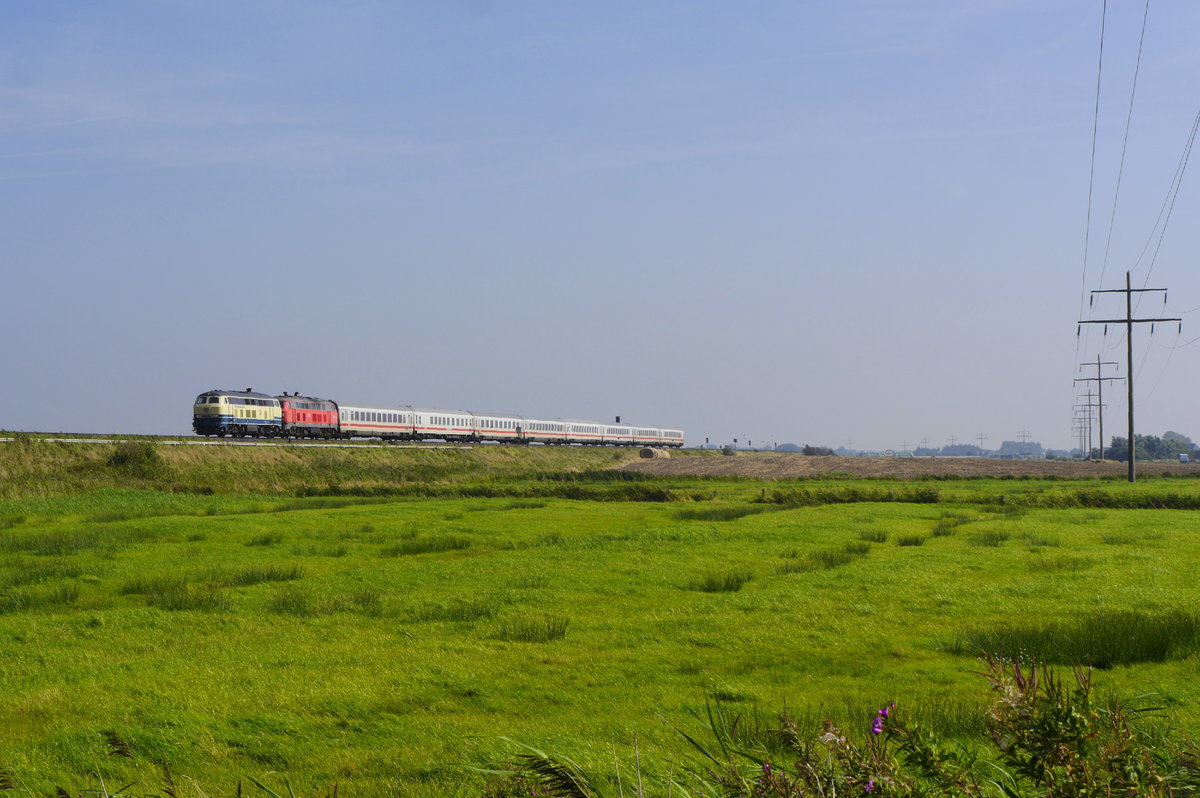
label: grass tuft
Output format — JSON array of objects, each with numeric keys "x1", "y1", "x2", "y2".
[
  {"x1": 496, "y1": 613, "x2": 569, "y2": 642},
  {"x1": 228, "y1": 564, "x2": 305, "y2": 586},
  {"x1": 674, "y1": 505, "x2": 769, "y2": 522},
  {"x1": 268, "y1": 585, "x2": 317, "y2": 617},
  {"x1": 968, "y1": 530, "x2": 1011, "y2": 547},
  {"x1": 1027, "y1": 555, "x2": 1094, "y2": 573},
  {"x1": 347, "y1": 587, "x2": 385, "y2": 616},
  {"x1": 895, "y1": 535, "x2": 926, "y2": 547},
  {"x1": 3, "y1": 558, "x2": 83, "y2": 587},
  {"x1": 686, "y1": 571, "x2": 752, "y2": 592},
  {"x1": 808, "y1": 550, "x2": 854, "y2": 569},
  {"x1": 380, "y1": 536, "x2": 472, "y2": 556},
  {"x1": 147, "y1": 582, "x2": 231, "y2": 612},
  {"x1": 954, "y1": 609, "x2": 1200, "y2": 668},
  {"x1": 408, "y1": 597, "x2": 501, "y2": 623}
]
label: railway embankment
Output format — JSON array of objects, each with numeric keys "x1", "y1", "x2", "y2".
[{"x1": 0, "y1": 435, "x2": 644, "y2": 499}]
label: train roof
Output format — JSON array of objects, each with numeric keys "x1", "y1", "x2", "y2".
[
  {"x1": 275, "y1": 393, "x2": 335, "y2": 404},
  {"x1": 467, "y1": 411, "x2": 525, "y2": 420},
  {"x1": 337, "y1": 401, "x2": 415, "y2": 411},
  {"x1": 198, "y1": 389, "x2": 276, "y2": 400}
]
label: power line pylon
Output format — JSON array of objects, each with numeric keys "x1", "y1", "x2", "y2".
[
  {"x1": 1071, "y1": 415, "x2": 1090, "y2": 459},
  {"x1": 1074, "y1": 356, "x2": 1122, "y2": 462},
  {"x1": 976, "y1": 433, "x2": 988, "y2": 455},
  {"x1": 1074, "y1": 390, "x2": 1105, "y2": 461},
  {"x1": 1078, "y1": 271, "x2": 1180, "y2": 482}
]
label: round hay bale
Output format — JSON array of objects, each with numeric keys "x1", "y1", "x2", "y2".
[{"x1": 640, "y1": 447, "x2": 670, "y2": 459}]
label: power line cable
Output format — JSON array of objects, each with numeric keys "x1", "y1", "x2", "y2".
[
  {"x1": 1133, "y1": 329, "x2": 1155, "y2": 382},
  {"x1": 1139, "y1": 108, "x2": 1200, "y2": 290},
  {"x1": 1138, "y1": 332, "x2": 1177, "y2": 407},
  {"x1": 1098, "y1": 0, "x2": 1151, "y2": 292},
  {"x1": 1133, "y1": 111, "x2": 1200, "y2": 328},
  {"x1": 1129, "y1": 105, "x2": 1200, "y2": 318},
  {"x1": 1075, "y1": 0, "x2": 1110, "y2": 416}
]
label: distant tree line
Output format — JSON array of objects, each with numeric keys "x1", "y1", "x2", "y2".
[{"x1": 1103, "y1": 432, "x2": 1195, "y2": 462}]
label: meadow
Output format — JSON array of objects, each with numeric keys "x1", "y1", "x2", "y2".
[{"x1": 3, "y1": 438, "x2": 1200, "y2": 795}]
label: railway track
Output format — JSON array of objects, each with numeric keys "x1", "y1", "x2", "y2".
[{"x1": 0, "y1": 437, "x2": 473, "y2": 450}]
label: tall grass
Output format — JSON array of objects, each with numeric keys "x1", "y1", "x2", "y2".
[
  {"x1": 347, "y1": 587, "x2": 386, "y2": 617},
  {"x1": 760, "y1": 486, "x2": 941, "y2": 507},
  {"x1": 227, "y1": 564, "x2": 305, "y2": 586},
  {"x1": 119, "y1": 574, "x2": 189, "y2": 595},
  {"x1": 269, "y1": 585, "x2": 316, "y2": 617},
  {"x1": 686, "y1": 571, "x2": 752, "y2": 592},
  {"x1": 407, "y1": 597, "x2": 502, "y2": 622},
  {"x1": 1027, "y1": 554, "x2": 1093, "y2": 573},
  {"x1": 496, "y1": 613, "x2": 569, "y2": 642},
  {"x1": 673, "y1": 505, "x2": 771, "y2": 522},
  {"x1": 954, "y1": 609, "x2": 1200, "y2": 668},
  {"x1": 380, "y1": 536, "x2": 472, "y2": 556},
  {"x1": 146, "y1": 583, "x2": 232, "y2": 612},
  {"x1": 0, "y1": 527, "x2": 157, "y2": 556},
  {"x1": 968, "y1": 530, "x2": 1011, "y2": 547},
  {"x1": 1, "y1": 558, "x2": 83, "y2": 587},
  {"x1": 105, "y1": 441, "x2": 163, "y2": 478},
  {"x1": 0, "y1": 582, "x2": 81, "y2": 612},
  {"x1": 931, "y1": 511, "x2": 974, "y2": 537}
]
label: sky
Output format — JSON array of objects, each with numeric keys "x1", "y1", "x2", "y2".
[{"x1": 3, "y1": 0, "x2": 1200, "y2": 451}]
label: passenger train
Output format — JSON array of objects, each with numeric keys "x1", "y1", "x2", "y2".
[{"x1": 192, "y1": 390, "x2": 685, "y2": 447}]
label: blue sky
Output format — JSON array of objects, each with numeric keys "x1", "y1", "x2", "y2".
[{"x1": 3, "y1": 1, "x2": 1200, "y2": 450}]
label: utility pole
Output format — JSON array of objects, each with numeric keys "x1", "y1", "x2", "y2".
[
  {"x1": 1074, "y1": 390, "x2": 1105, "y2": 460},
  {"x1": 1071, "y1": 414, "x2": 1090, "y2": 459},
  {"x1": 1074, "y1": 356, "x2": 1122, "y2": 461},
  {"x1": 1078, "y1": 271, "x2": 1180, "y2": 482},
  {"x1": 976, "y1": 433, "x2": 988, "y2": 455},
  {"x1": 1018, "y1": 429, "x2": 1031, "y2": 444}
]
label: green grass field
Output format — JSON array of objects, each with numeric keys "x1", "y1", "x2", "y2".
[{"x1": 3, "y1": 440, "x2": 1200, "y2": 795}]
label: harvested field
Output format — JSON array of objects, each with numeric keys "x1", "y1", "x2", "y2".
[{"x1": 620, "y1": 451, "x2": 1200, "y2": 479}]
